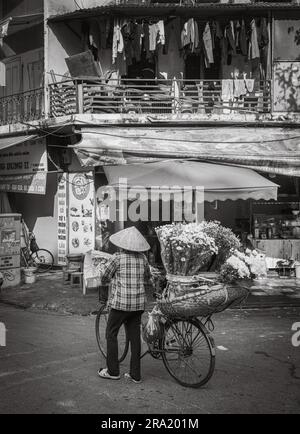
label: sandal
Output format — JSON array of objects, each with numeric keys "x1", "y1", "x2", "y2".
[
  {"x1": 124, "y1": 373, "x2": 142, "y2": 384},
  {"x1": 98, "y1": 368, "x2": 120, "y2": 380}
]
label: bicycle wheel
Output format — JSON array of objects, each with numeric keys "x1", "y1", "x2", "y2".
[
  {"x1": 95, "y1": 305, "x2": 129, "y2": 363},
  {"x1": 161, "y1": 318, "x2": 215, "y2": 388},
  {"x1": 30, "y1": 249, "x2": 54, "y2": 273}
]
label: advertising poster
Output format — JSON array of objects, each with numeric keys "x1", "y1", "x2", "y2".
[
  {"x1": 0, "y1": 172, "x2": 47, "y2": 195},
  {"x1": 0, "y1": 138, "x2": 48, "y2": 176},
  {"x1": 57, "y1": 174, "x2": 68, "y2": 266},
  {"x1": 68, "y1": 172, "x2": 95, "y2": 255}
]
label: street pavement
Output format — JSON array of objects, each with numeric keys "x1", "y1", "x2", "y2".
[{"x1": 0, "y1": 304, "x2": 299, "y2": 414}]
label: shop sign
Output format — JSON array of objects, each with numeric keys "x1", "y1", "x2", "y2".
[
  {"x1": 0, "y1": 172, "x2": 47, "y2": 195},
  {"x1": 0, "y1": 138, "x2": 48, "y2": 176},
  {"x1": 68, "y1": 172, "x2": 95, "y2": 254},
  {"x1": 57, "y1": 174, "x2": 68, "y2": 266}
]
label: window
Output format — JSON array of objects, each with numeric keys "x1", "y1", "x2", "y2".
[{"x1": 274, "y1": 18, "x2": 300, "y2": 61}]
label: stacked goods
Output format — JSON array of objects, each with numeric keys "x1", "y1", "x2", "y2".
[{"x1": 155, "y1": 222, "x2": 249, "y2": 318}]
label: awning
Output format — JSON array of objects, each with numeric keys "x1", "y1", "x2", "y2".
[
  {"x1": 104, "y1": 161, "x2": 278, "y2": 202},
  {"x1": 0, "y1": 134, "x2": 37, "y2": 152},
  {"x1": 74, "y1": 127, "x2": 300, "y2": 177}
]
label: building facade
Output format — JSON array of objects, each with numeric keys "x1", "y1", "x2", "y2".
[{"x1": 1, "y1": 0, "x2": 300, "y2": 266}]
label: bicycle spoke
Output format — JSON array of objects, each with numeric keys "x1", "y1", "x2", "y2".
[{"x1": 162, "y1": 319, "x2": 214, "y2": 388}]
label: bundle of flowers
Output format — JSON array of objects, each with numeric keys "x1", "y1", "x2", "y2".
[
  {"x1": 219, "y1": 250, "x2": 251, "y2": 283},
  {"x1": 199, "y1": 221, "x2": 241, "y2": 269},
  {"x1": 156, "y1": 223, "x2": 218, "y2": 276}
]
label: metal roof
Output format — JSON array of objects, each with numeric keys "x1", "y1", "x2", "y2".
[{"x1": 48, "y1": 2, "x2": 300, "y2": 23}]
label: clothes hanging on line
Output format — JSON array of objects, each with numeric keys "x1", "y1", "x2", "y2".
[
  {"x1": 181, "y1": 18, "x2": 199, "y2": 51},
  {"x1": 164, "y1": 18, "x2": 182, "y2": 55},
  {"x1": 203, "y1": 22, "x2": 214, "y2": 67},
  {"x1": 149, "y1": 20, "x2": 165, "y2": 52},
  {"x1": 249, "y1": 19, "x2": 260, "y2": 60},
  {"x1": 222, "y1": 79, "x2": 234, "y2": 102},
  {"x1": 112, "y1": 19, "x2": 125, "y2": 64}
]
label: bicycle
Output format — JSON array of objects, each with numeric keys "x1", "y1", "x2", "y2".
[
  {"x1": 20, "y1": 219, "x2": 54, "y2": 273},
  {"x1": 95, "y1": 301, "x2": 216, "y2": 389}
]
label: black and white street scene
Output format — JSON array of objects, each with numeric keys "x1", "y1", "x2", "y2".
[{"x1": 0, "y1": 0, "x2": 300, "y2": 417}]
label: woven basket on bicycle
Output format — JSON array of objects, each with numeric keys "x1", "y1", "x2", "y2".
[{"x1": 157, "y1": 274, "x2": 249, "y2": 319}]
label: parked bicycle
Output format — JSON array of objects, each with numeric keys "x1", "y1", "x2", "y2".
[
  {"x1": 20, "y1": 219, "x2": 54, "y2": 273},
  {"x1": 95, "y1": 298, "x2": 216, "y2": 389}
]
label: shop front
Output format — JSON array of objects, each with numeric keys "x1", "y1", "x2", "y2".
[{"x1": 70, "y1": 125, "x2": 300, "y2": 275}]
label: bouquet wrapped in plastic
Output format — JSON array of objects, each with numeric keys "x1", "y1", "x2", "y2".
[{"x1": 142, "y1": 307, "x2": 164, "y2": 344}]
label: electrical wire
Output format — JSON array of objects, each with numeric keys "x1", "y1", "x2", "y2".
[{"x1": 19, "y1": 121, "x2": 76, "y2": 138}]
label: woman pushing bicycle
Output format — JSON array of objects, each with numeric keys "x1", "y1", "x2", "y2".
[{"x1": 98, "y1": 227, "x2": 153, "y2": 384}]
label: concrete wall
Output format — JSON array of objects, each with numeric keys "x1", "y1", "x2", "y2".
[{"x1": 47, "y1": 21, "x2": 82, "y2": 80}]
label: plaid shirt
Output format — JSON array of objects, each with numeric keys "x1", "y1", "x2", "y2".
[{"x1": 101, "y1": 252, "x2": 153, "y2": 311}]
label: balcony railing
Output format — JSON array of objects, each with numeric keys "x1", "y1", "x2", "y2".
[
  {"x1": 0, "y1": 88, "x2": 45, "y2": 126},
  {"x1": 49, "y1": 78, "x2": 272, "y2": 118}
]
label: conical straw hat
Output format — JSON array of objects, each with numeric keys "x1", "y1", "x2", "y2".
[{"x1": 109, "y1": 227, "x2": 150, "y2": 252}]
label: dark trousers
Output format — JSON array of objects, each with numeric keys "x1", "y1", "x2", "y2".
[{"x1": 106, "y1": 309, "x2": 144, "y2": 381}]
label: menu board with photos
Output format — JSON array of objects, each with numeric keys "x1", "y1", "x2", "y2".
[
  {"x1": 68, "y1": 172, "x2": 95, "y2": 255},
  {"x1": 57, "y1": 174, "x2": 68, "y2": 266}
]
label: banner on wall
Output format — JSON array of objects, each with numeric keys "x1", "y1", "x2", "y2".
[
  {"x1": 57, "y1": 174, "x2": 68, "y2": 266},
  {"x1": 68, "y1": 172, "x2": 95, "y2": 255},
  {"x1": 0, "y1": 172, "x2": 47, "y2": 195},
  {"x1": 0, "y1": 138, "x2": 48, "y2": 176}
]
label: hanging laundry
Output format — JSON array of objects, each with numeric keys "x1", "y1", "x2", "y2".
[
  {"x1": 131, "y1": 22, "x2": 143, "y2": 62},
  {"x1": 239, "y1": 20, "x2": 248, "y2": 56},
  {"x1": 225, "y1": 22, "x2": 236, "y2": 54},
  {"x1": 257, "y1": 18, "x2": 269, "y2": 49},
  {"x1": 181, "y1": 19, "x2": 199, "y2": 51},
  {"x1": 149, "y1": 23, "x2": 157, "y2": 52},
  {"x1": 221, "y1": 79, "x2": 234, "y2": 102},
  {"x1": 233, "y1": 79, "x2": 247, "y2": 99},
  {"x1": 143, "y1": 22, "x2": 151, "y2": 58},
  {"x1": 149, "y1": 20, "x2": 165, "y2": 52},
  {"x1": 249, "y1": 19, "x2": 260, "y2": 60},
  {"x1": 164, "y1": 18, "x2": 182, "y2": 55},
  {"x1": 156, "y1": 21, "x2": 165, "y2": 46},
  {"x1": 245, "y1": 79, "x2": 255, "y2": 93},
  {"x1": 112, "y1": 19, "x2": 125, "y2": 64},
  {"x1": 221, "y1": 37, "x2": 228, "y2": 65},
  {"x1": 193, "y1": 20, "x2": 199, "y2": 53},
  {"x1": 181, "y1": 21, "x2": 189, "y2": 48},
  {"x1": 214, "y1": 21, "x2": 223, "y2": 40},
  {"x1": 121, "y1": 22, "x2": 134, "y2": 66},
  {"x1": 203, "y1": 22, "x2": 214, "y2": 67}
]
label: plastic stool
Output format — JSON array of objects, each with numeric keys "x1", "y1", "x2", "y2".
[{"x1": 70, "y1": 271, "x2": 83, "y2": 289}]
